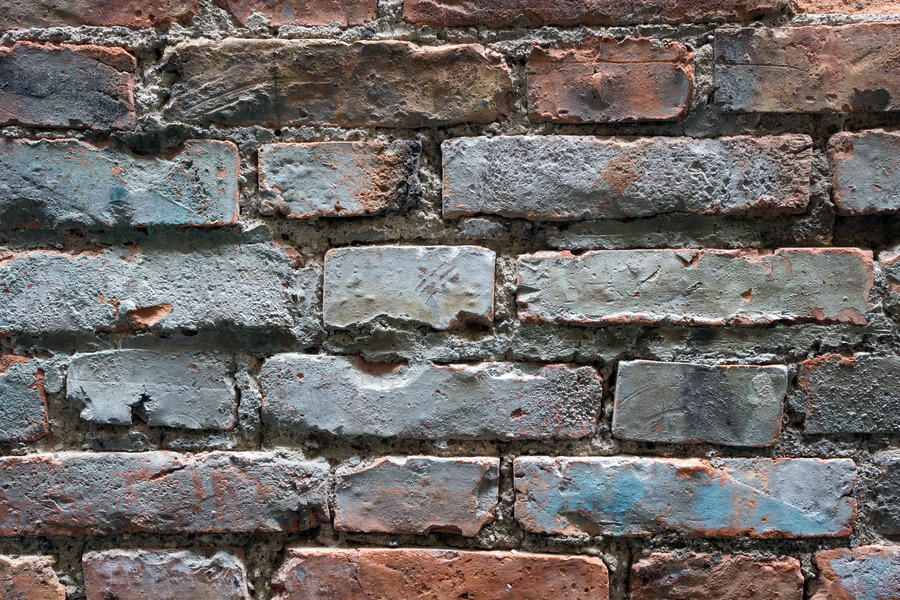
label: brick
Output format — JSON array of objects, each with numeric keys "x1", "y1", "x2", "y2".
[
  {"x1": 812, "y1": 546, "x2": 900, "y2": 600},
  {"x1": 514, "y1": 456, "x2": 857, "y2": 537},
  {"x1": 613, "y1": 360, "x2": 787, "y2": 447},
  {"x1": 875, "y1": 451, "x2": 900, "y2": 535},
  {"x1": 442, "y1": 135, "x2": 812, "y2": 221},
  {"x1": 527, "y1": 38, "x2": 694, "y2": 123},
  {"x1": 324, "y1": 245, "x2": 495, "y2": 330},
  {"x1": 632, "y1": 554, "x2": 803, "y2": 600},
  {"x1": 165, "y1": 39, "x2": 513, "y2": 127},
  {"x1": 792, "y1": 0, "x2": 900, "y2": 13},
  {"x1": 67, "y1": 350, "x2": 235, "y2": 429},
  {"x1": 798, "y1": 353, "x2": 900, "y2": 434},
  {"x1": 0, "y1": 356, "x2": 50, "y2": 443},
  {"x1": 260, "y1": 354, "x2": 602, "y2": 440},
  {"x1": 273, "y1": 548, "x2": 609, "y2": 600},
  {"x1": 258, "y1": 141, "x2": 421, "y2": 219},
  {"x1": 516, "y1": 249, "x2": 873, "y2": 327},
  {"x1": 0, "y1": 243, "x2": 317, "y2": 337},
  {"x1": 881, "y1": 248, "x2": 900, "y2": 319},
  {"x1": 83, "y1": 549, "x2": 250, "y2": 600},
  {"x1": 0, "y1": 452, "x2": 328, "y2": 536},
  {"x1": 403, "y1": 0, "x2": 782, "y2": 27},
  {"x1": 0, "y1": 42, "x2": 135, "y2": 130},
  {"x1": 0, "y1": 556, "x2": 64, "y2": 600},
  {"x1": 1, "y1": 0, "x2": 197, "y2": 28},
  {"x1": 215, "y1": 0, "x2": 376, "y2": 26},
  {"x1": 829, "y1": 130, "x2": 900, "y2": 215},
  {"x1": 334, "y1": 456, "x2": 499, "y2": 536},
  {"x1": 0, "y1": 139, "x2": 239, "y2": 229},
  {"x1": 716, "y1": 24, "x2": 900, "y2": 113}
]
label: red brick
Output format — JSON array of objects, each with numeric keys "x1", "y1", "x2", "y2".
[
  {"x1": 334, "y1": 456, "x2": 499, "y2": 536},
  {"x1": 0, "y1": 555, "x2": 65, "y2": 600},
  {"x1": 403, "y1": 0, "x2": 782, "y2": 27},
  {"x1": 273, "y1": 548, "x2": 609, "y2": 600},
  {"x1": 215, "y1": 0, "x2": 376, "y2": 26},
  {"x1": 812, "y1": 546, "x2": 900, "y2": 600},
  {"x1": 528, "y1": 38, "x2": 693, "y2": 123},
  {"x1": 2, "y1": 0, "x2": 198, "y2": 28},
  {"x1": 0, "y1": 42, "x2": 135, "y2": 130},
  {"x1": 792, "y1": 0, "x2": 900, "y2": 13},
  {"x1": 632, "y1": 553, "x2": 803, "y2": 600}
]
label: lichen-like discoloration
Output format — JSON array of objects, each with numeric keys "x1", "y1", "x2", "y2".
[
  {"x1": 0, "y1": 42, "x2": 135, "y2": 130},
  {"x1": 0, "y1": 356, "x2": 50, "y2": 443},
  {"x1": 324, "y1": 245, "x2": 495, "y2": 330},
  {"x1": 875, "y1": 451, "x2": 900, "y2": 536},
  {"x1": 67, "y1": 350, "x2": 236, "y2": 429},
  {"x1": 443, "y1": 136, "x2": 812, "y2": 220},
  {"x1": 516, "y1": 249, "x2": 873, "y2": 326},
  {"x1": 631, "y1": 554, "x2": 803, "y2": 600},
  {"x1": 613, "y1": 360, "x2": 787, "y2": 447},
  {"x1": 258, "y1": 141, "x2": 421, "y2": 219},
  {"x1": 273, "y1": 548, "x2": 609, "y2": 600},
  {"x1": 334, "y1": 456, "x2": 499, "y2": 536},
  {"x1": 0, "y1": 555, "x2": 65, "y2": 600},
  {"x1": 811, "y1": 546, "x2": 900, "y2": 600},
  {"x1": 1, "y1": 0, "x2": 198, "y2": 28},
  {"x1": 215, "y1": 0, "x2": 376, "y2": 26},
  {"x1": 164, "y1": 39, "x2": 514, "y2": 127},
  {"x1": 83, "y1": 549, "x2": 251, "y2": 600},
  {"x1": 0, "y1": 452, "x2": 329, "y2": 536},
  {"x1": 0, "y1": 139, "x2": 239, "y2": 229},
  {"x1": 528, "y1": 38, "x2": 694, "y2": 123},
  {"x1": 716, "y1": 24, "x2": 900, "y2": 113},
  {"x1": 260, "y1": 354, "x2": 602, "y2": 440},
  {"x1": 514, "y1": 456, "x2": 857, "y2": 538},
  {"x1": 829, "y1": 130, "x2": 900, "y2": 215}
]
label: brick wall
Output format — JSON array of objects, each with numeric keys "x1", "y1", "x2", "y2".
[{"x1": 1, "y1": 1, "x2": 899, "y2": 599}]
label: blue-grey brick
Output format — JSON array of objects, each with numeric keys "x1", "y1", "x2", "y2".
[
  {"x1": 260, "y1": 354, "x2": 601, "y2": 440},
  {"x1": 829, "y1": 130, "x2": 900, "y2": 215},
  {"x1": 324, "y1": 245, "x2": 495, "y2": 330},
  {"x1": 875, "y1": 451, "x2": 900, "y2": 536},
  {"x1": 0, "y1": 356, "x2": 49, "y2": 442},
  {"x1": 0, "y1": 138, "x2": 238, "y2": 230},
  {"x1": 812, "y1": 546, "x2": 900, "y2": 600},
  {"x1": 613, "y1": 360, "x2": 787, "y2": 447},
  {"x1": 67, "y1": 351, "x2": 235, "y2": 429},
  {"x1": 514, "y1": 456, "x2": 856, "y2": 538}
]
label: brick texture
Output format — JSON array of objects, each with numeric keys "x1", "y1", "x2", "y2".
[
  {"x1": 792, "y1": 0, "x2": 900, "y2": 13},
  {"x1": 527, "y1": 38, "x2": 694, "y2": 123},
  {"x1": 0, "y1": 356, "x2": 50, "y2": 443},
  {"x1": 273, "y1": 549, "x2": 610, "y2": 600},
  {"x1": 514, "y1": 456, "x2": 857, "y2": 537},
  {"x1": 215, "y1": 0, "x2": 377, "y2": 27},
  {"x1": 443, "y1": 135, "x2": 812, "y2": 220},
  {"x1": 164, "y1": 40, "x2": 514, "y2": 127},
  {"x1": 0, "y1": 555, "x2": 65, "y2": 600},
  {"x1": 1, "y1": 0, "x2": 197, "y2": 28},
  {"x1": 0, "y1": 42, "x2": 135, "y2": 130},
  {"x1": 829, "y1": 130, "x2": 900, "y2": 215},
  {"x1": 811, "y1": 546, "x2": 900, "y2": 600},
  {"x1": 875, "y1": 451, "x2": 900, "y2": 535}
]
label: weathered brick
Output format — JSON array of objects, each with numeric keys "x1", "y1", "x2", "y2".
[
  {"x1": 215, "y1": 0, "x2": 376, "y2": 26},
  {"x1": 1, "y1": 0, "x2": 197, "y2": 28},
  {"x1": 875, "y1": 451, "x2": 900, "y2": 535},
  {"x1": 403, "y1": 0, "x2": 782, "y2": 27},
  {"x1": 0, "y1": 452, "x2": 328, "y2": 536},
  {"x1": 528, "y1": 38, "x2": 694, "y2": 123},
  {"x1": 792, "y1": 0, "x2": 900, "y2": 13},
  {"x1": 0, "y1": 139, "x2": 239, "y2": 229},
  {"x1": 798, "y1": 353, "x2": 900, "y2": 434},
  {"x1": 334, "y1": 456, "x2": 499, "y2": 536},
  {"x1": 83, "y1": 549, "x2": 250, "y2": 600},
  {"x1": 0, "y1": 243, "x2": 317, "y2": 337},
  {"x1": 0, "y1": 42, "x2": 135, "y2": 130},
  {"x1": 516, "y1": 249, "x2": 873, "y2": 327},
  {"x1": 514, "y1": 456, "x2": 857, "y2": 537},
  {"x1": 0, "y1": 356, "x2": 50, "y2": 443},
  {"x1": 324, "y1": 245, "x2": 495, "y2": 330},
  {"x1": 716, "y1": 24, "x2": 900, "y2": 113},
  {"x1": 613, "y1": 360, "x2": 787, "y2": 447},
  {"x1": 443, "y1": 136, "x2": 812, "y2": 220},
  {"x1": 273, "y1": 548, "x2": 609, "y2": 600},
  {"x1": 812, "y1": 546, "x2": 900, "y2": 600},
  {"x1": 67, "y1": 350, "x2": 235, "y2": 429},
  {"x1": 260, "y1": 354, "x2": 602, "y2": 440},
  {"x1": 829, "y1": 130, "x2": 900, "y2": 215},
  {"x1": 881, "y1": 247, "x2": 900, "y2": 319},
  {"x1": 258, "y1": 141, "x2": 421, "y2": 219},
  {"x1": 0, "y1": 555, "x2": 64, "y2": 600},
  {"x1": 165, "y1": 39, "x2": 513, "y2": 127},
  {"x1": 632, "y1": 554, "x2": 803, "y2": 600}
]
